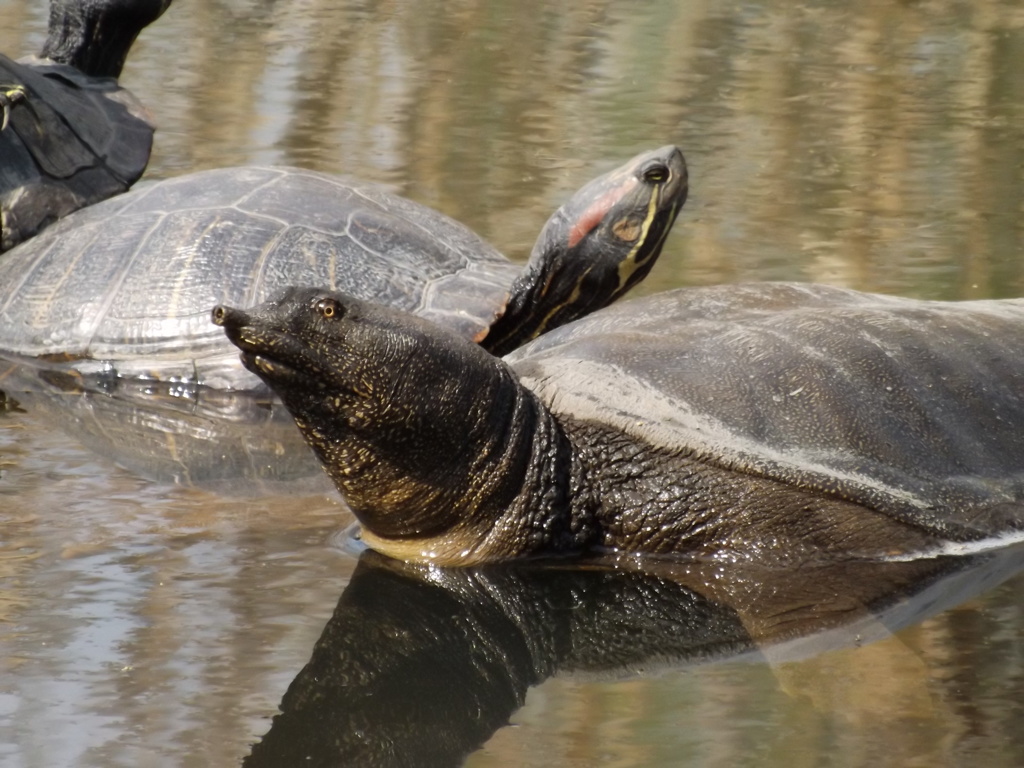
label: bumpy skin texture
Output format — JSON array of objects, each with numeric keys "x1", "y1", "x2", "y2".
[
  {"x1": 216, "y1": 284, "x2": 1024, "y2": 565},
  {"x1": 215, "y1": 291, "x2": 595, "y2": 562},
  {"x1": 513, "y1": 283, "x2": 1024, "y2": 549},
  {"x1": 0, "y1": 0, "x2": 169, "y2": 251},
  {"x1": 567, "y1": 421, "x2": 940, "y2": 564}
]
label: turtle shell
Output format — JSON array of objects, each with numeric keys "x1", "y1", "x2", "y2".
[
  {"x1": 0, "y1": 56, "x2": 155, "y2": 252},
  {"x1": 509, "y1": 282, "x2": 1024, "y2": 536},
  {"x1": 0, "y1": 166, "x2": 519, "y2": 389}
]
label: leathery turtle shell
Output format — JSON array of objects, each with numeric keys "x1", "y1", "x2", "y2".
[{"x1": 508, "y1": 282, "x2": 1024, "y2": 537}]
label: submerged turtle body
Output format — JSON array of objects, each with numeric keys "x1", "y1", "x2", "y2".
[
  {"x1": 1, "y1": 0, "x2": 170, "y2": 251},
  {"x1": 214, "y1": 283, "x2": 1024, "y2": 566},
  {"x1": 0, "y1": 147, "x2": 686, "y2": 390}
]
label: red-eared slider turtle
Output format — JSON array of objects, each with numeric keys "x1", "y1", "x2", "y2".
[
  {"x1": 0, "y1": 146, "x2": 687, "y2": 390},
  {"x1": 213, "y1": 282, "x2": 1024, "y2": 566},
  {"x1": 0, "y1": 0, "x2": 170, "y2": 252}
]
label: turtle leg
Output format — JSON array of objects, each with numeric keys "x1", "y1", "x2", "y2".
[{"x1": 0, "y1": 85, "x2": 27, "y2": 132}]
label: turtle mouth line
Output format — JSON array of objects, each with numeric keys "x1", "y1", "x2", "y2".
[
  {"x1": 240, "y1": 350, "x2": 290, "y2": 378},
  {"x1": 222, "y1": 323, "x2": 319, "y2": 385},
  {"x1": 237, "y1": 346, "x2": 315, "y2": 386},
  {"x1": 238, "y1": 347, "x2": 365, "y2": 406}
]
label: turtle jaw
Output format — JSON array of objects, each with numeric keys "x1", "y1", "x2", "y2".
[
  {"x1": 212, "y1": 303, "x2": 325, "y2": 392},
  {"x1": 239, "y1": 351, "x2": 298, "y2": 384}
]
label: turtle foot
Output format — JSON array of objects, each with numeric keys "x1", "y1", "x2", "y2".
[{"x1": 0, "y1": 85, "x2": 27, "y2": 131}]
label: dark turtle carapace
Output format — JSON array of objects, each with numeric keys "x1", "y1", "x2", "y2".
[{"x1": 0, "y1": 0, "x2": 171, "y2": 251}]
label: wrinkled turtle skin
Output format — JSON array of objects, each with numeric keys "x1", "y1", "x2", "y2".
[
  {"x1": 215, "y1": 283, "x2": 1024, "y2": 566},
  {"x1": 0, "y1": 0, "x2": 170, "y2": 251},
  {"x1": 0, "y1": 146, "x2": 686, "y2": 390}
]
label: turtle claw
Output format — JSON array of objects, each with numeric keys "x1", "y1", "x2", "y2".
[{"x1": 0, "y1": 85, "x2": 27, "y2": 132}]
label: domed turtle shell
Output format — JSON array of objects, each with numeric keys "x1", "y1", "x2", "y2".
[
  {"x1": 0, "y1": 0, "x2": 170, "y2": 251},
  {"x1": 0, "y1": 146, "x2": 687, "y2": 390},
  {"x1": 213, "y1": 282, "x2": 1024, "y2": 565}
]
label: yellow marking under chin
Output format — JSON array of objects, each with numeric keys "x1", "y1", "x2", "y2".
[
  {"x1": 359, "y1": 527, "x2": 486, "y2": 566},
  {"x1": 528, "y1": 264, "x2": 596, "y2": 340}
]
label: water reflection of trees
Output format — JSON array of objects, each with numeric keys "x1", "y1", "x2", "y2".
[
  {"x1": 245, "y1": 546, "x2": 1024, "y2": 767},
  {"x1": 1, "y1": 1, "x2": 1019, "y2": 287}
]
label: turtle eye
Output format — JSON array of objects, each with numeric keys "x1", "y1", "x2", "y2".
[
  {"x1": 642, "y1": 163, "x2": 669, "y2": 183},
  {"x1": 316, "y1": 297, "x2": 343, "y2": 319}
]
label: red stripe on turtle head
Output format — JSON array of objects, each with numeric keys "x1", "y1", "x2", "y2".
[{"x1": 567, "y1": 177, "x2": 638, "y2": 249}]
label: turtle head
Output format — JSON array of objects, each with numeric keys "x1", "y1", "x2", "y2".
[
  {"x1": 42, "y1": 0, "x2": 172, "y2": 79},
  {"x1": 213, "y1": 288, "x2": 536, "y2": 553},
  {"x1": 479, "y1": 145, "x2": 688, "y2": 356}
]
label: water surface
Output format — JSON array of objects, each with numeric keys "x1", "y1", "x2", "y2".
[{"x1": 1, "y1": 0, "x2": 1023, "y2": 765}]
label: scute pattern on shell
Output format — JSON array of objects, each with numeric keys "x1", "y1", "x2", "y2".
[{"x1": 0, "y1": 166, "x2": 518, "y2": 388}]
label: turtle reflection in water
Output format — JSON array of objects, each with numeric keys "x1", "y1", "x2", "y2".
[
  {"x1": 1, "y1": 0, "x2": 170, "y2": 252},
  {"x1": 243, "y1": 545, "x2": 1024, "y2": 767},
  {"x1": 2, "y1": 369, "x2": 333, "y2": 495},
  {"x1": 215, "y1": 283, "x2": 1024, "y2": 565},
  {"x1": 0, "y1": 146, "x2": 686, "y2": 390}
]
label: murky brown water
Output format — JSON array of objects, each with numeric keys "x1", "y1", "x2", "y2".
[{"x1": 2, "y1": 0, "x2": 1024, "y2": 766}]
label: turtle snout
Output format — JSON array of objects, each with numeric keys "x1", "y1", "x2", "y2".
[
  {"x1": 212, "y1": 305, "x2": 259, "y2": 350},
  {"x1": 213, "y1": 304, "x2": 275, "y2": 357},
  {"x1": 211, "y1": 304, "x2": 248, "y2": 329}
]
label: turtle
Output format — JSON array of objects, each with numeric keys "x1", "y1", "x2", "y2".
[
  {"x1": 0, "y1": 145, "x2": 687, "y2": 390},
  {"x1": 0, "y1": 0, "x2": 171, "y2": 252},
  {"x1": 213, "y1": 282, "x2": 1024, "y2": 566}
]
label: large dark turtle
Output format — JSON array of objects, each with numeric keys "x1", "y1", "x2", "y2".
[
  {"x1": 0, "y1": 146, "x2": 687, "y2": 390},
  {"x1": 0, "y1": 0, "x2": 169, "y2": 250},
  {"x1": 214, "y1": 282, "x2": 1024, "y2": 566},
  {"x1": 0, "y1": 0, "x2": 170, "y2": 252}
]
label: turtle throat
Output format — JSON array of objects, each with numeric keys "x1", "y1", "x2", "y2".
[
  {"x1": 479, "y1": 216, "x2": 596, "y2": 357},
  {"x1": 217, "y1": 291, "x2": 597, "y2": 565},
  {"x1": 302, "y1": 347, "x2": 592, "y2": 565},
  {"x1": 478, "y1": 267, "x2": 550, "y2": 357}
]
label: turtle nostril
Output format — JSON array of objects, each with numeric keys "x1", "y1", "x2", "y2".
[{"x1": 211, "y1": 305, "x2": 246, "y2": 327}]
